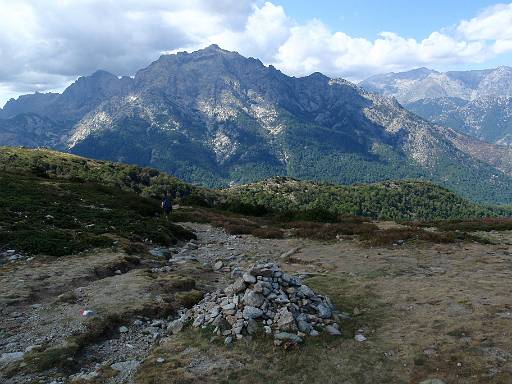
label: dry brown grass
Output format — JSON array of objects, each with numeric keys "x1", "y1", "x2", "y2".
[
  {"x1": 175, "y1": 289, "x2": 204, "y2": 308},
  {"x1": 404, "y1": 217, "x2": 512, "y2": 232},
  {"x1": 285, "y1": 221, "x2": 378, "y2": 241},
  {"x1": 360, "y1": 227, "x2": 490, "y2": 246},
  {"x1": 250, "y1": 227, "x2": 284, "y2": 239},
  {"x1": 172, "y1": 206, "x2": 492, "y2": 246}
]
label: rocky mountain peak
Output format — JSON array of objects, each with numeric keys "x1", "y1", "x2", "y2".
[
  {"x1": 363, "y1": 65, "x2": 512, "y2": 147},
  {"x1": 0, "y1": 92, "x2": 60, "y2": 119},
  {"x1": 494, "y1": 65, "x2": 512, "y2": 73},
  {"x1": 63, "y1": 69, "x2": 130, "y2": 96},
  {"x1": 90, "y1": 69, "x2": 118, "y2": 79},
  {"x1": 399, "y1": 67, "x2": 438, "y2": 79},
  {"x1": 153, "y1": 44, "x2": 247, "y2": 68},
  {"x1": 305, "y1": 72, "x2": 330, "y2": 81},
  {"x1": 198, "y1": 43, "x2": 234, "y2": 55}
]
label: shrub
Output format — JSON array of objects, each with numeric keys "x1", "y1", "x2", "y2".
[
  {"x1": 157, "y1": 275, "x2": 197, "y2": 292},
  {"x1": 286, "y1": 221, "x2": 378, "y2": 241},
  {"x1": 176, "y1": 290, "x2": 204, "y2": 308},
  {"x1": 291, "y1": 208, "x2": 339, "y2": 223},
  {"x1": 251, "y1": 227, "x2": 284, "y2": 239},
  {"x1": 221, "y1": 201, "x2": 270, "y2": 217},
  {"x1": 223, "y1": 224, "x2": 256, "y2": 235}
]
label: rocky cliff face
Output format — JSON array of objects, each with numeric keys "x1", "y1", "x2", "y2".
[{"x1": 1, "y1": 45, "x2": 512, "y2": 204}]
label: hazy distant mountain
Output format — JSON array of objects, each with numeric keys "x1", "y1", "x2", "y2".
[
  {"x1": 2, "y1": 45, "x2": 512, "y2": 204},
  {"x1": 0, "y1": 92, "x2": 59, "y2": 119},
  {"x1": 360, "y1": 66, "x2": 512, "y2": 104},
  {"x1": 406, "y1": 96, "x2": 512, "y2": 145},
  {"x1": 360, "y1": 66, "x2": 512, "y2": 146}
]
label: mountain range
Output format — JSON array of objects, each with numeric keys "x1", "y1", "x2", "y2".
[
  {"x1": 1, "y1": 45, "x2": 512, "y2": 204},
  {"x1": 359, "y1": 66, "x2": 512, "y2": 104},
  {"x1": 360, "y1": 67, "x2": 512, "y2": 146}
]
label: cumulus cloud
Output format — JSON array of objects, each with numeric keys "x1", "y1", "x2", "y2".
[
  {"x1": 457, "y1": 3, "x2": 512, "y2": 41},
  {"x1": 0, "y1": 0, "x2": 253, "y2": 98},
  {"x1": 1, "y1": 1, "x2": 512, "y2": 106},
  {"x1": 457, "y1": 3, "x2": 512, "y2": 56},
  {"x1": 207, "y1": 2, "x2": 292, "y2": 62}
]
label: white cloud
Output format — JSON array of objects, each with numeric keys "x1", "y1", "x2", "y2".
[
  {"x1": 208, "y1": 2, "x2": 292, "y2": 62},
  {"x1": 1, "y1": 1, "x2": 512, "y2": 107},
  {"x1": 0, "y1": 0, "x2": 254, "y2": 100},
  {"x1": 457, "y1": 3, "x2": 512, "y2": 56},
  {"x1": 457, "y1": 3, "x2": 512, "y2": 41},
  {"x1": 272, "y1": 26, "x2": 490, "y2": 79}
]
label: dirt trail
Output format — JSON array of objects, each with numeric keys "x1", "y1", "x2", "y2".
[{"x1": 1, "y1": 224, "x2": 512, "y2": 383}]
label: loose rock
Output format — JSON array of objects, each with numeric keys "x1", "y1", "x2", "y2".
[
  {"x1": 274, "y1": 332, "x2": 303, "y2": 344},
  {"x1": 111, "y1": 360, "x2": 140, "y2": 372},
  {"x1": 355, "y1": 334, "x2": 367, "y2": 342},
  {"x1": 0, "y1": 352, "x2": 24, "y2": 367},
  {"x1": 242, "y1": 272, "x2": 257, "y2": 284},
  {"x1": 325, "y1": 325, "x2": 342, "y2": 336},
  {"x1": 187, "y1": 262, "x2": 341, "y2": 346},
  {"x1": 213, "y1": 260, "x2": 224, "y2": 271}
]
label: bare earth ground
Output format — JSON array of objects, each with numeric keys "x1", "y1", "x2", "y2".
[{"x1": 1, "y1": 221, "x2": 512, "y2": 383}]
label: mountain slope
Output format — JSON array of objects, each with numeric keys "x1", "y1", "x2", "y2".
[
  {"x1": 0, "y1": 113, "x2": 67, "y2": 148},
  {"x1": 2, "y1": 46, "x2": 512, "y2": 204},
  {"x1": 221, "y1": 177, "x2": 509, "y2": 221},
  {"x1": 360, "y1": 66, "x2": 512, "y2": 147},
  {"x1": 1, "y1": 70, "x2": 133, "y2": 123},
  {"x1": 434, "y1": 126, "x2": 512, "y2": 176},
  {"x1": 0, "y1": 92, "x2": 59, "y2": 119},
  {"x1": 406, "y1": 96, "x2": 512, "y2": 145},
  {"x1": 360, "y1": 66, "x2": 512, "y2": 104}
]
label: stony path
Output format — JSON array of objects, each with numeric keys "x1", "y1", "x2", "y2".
[
  {"x1": 0, "y1": 223, "x2": 302, "y2": 384},
  {"x1": 178, "y1": 222, "x2": 303, "y2": 272}
]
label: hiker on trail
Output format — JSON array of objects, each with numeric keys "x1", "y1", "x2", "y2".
[{"x1": 161, "y1": 191, "x2": 172, "y2": 219}]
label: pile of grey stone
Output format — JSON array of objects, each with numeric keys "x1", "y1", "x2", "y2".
[
  {"x1": 186, "y1": 262, "x2": 342, "y2": 345},
  {"x1": 0, "y1": 249, "x2": 28, "y2": 265}
]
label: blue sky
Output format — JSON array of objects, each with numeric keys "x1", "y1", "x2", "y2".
[
  {"x1": 1, "y1": 0, "x2": 512, "y2": 106},
  {"x1": 274, "y1": 1, "x2": 498, "y2": 40},
  {"x1": 273, "y1": 0, "x2": 512, "y2": 70}
]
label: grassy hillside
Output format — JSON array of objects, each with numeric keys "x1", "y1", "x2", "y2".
[
  {"x1": 0, "y1": 168, "x2": 195, "y2": 257},
  {"x1": 0, "y1": 146, "x2": 215, "y2": 204},
  {"x1": 1, "y1": 147, "x2": 510, "y2": 223}
]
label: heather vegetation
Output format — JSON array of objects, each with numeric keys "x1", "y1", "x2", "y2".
[
  {"x1": 2, "y1": 149, "x2": 512, "y2": 384},
  {"x1": 221, "y1": 177, "x2": 511, "y2": 221},
  {"x1": 1, "y1": 147, "x2": 511, "y2": 257},
  {"x1": 0, "y1": 147, "x2": 216, "y2": 203},
  {"x1": 0, "y1": 167, "x2": 195, "y2": 256}
]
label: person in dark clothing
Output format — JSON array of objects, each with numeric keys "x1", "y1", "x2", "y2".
[{"x1": 161, "y1": 191, "x2": 172, "y2": 219}]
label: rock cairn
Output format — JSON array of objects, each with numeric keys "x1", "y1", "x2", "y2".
[{"x1": 187, "y1": 262, "x2": 342, "y2": 345}]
